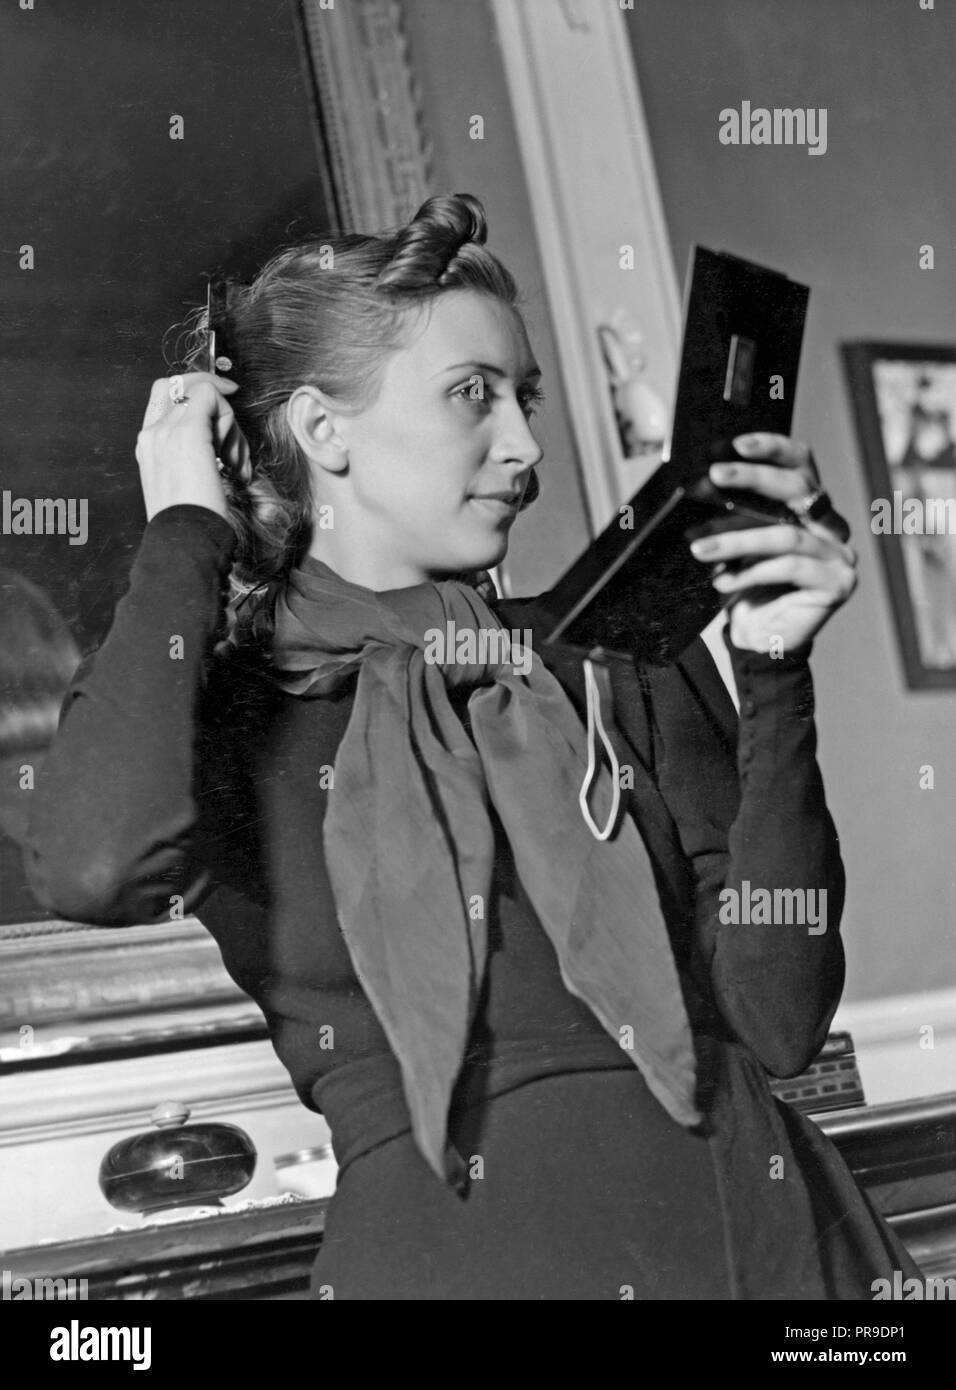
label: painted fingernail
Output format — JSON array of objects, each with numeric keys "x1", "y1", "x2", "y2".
[
  {"x1": 710, "y1": 463, "x2": 737, "y2": 480},
  {"x1": 734, "y1": 434, "x2": 761, "y2": 453}
]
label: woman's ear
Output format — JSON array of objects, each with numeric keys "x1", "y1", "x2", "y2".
[{"x1": 286, "y1": 386, "x2": 349, "y2": 474}]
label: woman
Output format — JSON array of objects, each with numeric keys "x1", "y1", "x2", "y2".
[{"x1": 25, "y1": 193, "x2": 919, "y2": 1300}]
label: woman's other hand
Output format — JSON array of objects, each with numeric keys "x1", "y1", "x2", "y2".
[
  {"x1": 688, "y1": 432, "x2": 858, "y2": 655},
  {"x1": 136, "y1": 372, "x2": 249, "y2": 523}
]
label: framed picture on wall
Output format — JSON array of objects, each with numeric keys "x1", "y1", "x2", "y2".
[{"x1": 842, "y1": 342, "x2": 956, "y2": 689}]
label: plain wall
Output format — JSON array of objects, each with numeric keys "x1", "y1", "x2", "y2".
[{"x1": 625, "y1": 0, "x2": 956, "y2": 1001}]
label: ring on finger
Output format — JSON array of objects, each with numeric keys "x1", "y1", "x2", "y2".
[
  {"x1": 788, "y1": 486, "x2": 832, "y2": 522},
  {"x1": 168, "y1": 375, "x2": 188, "y2": 406},
  {"x1": 789, "y1": 482, "x2": 852, "y2": 544}
]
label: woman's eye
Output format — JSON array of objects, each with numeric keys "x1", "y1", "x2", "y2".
[
  {"x1": 519, "y1": 386, "x2": 545, "y2": 419},
  {"x1": 451, "y1": 380, "x2": 545, "y2": 418},
  {"x1": 453, "y1": 380, "x2": 490, "y2": 409}
]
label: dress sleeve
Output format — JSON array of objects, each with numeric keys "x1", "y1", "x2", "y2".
[
  {"x1": 23, "y1": 504, "x2": 237, "y2": 925},
  {"x1": 646, "y1": 634, "x2": 846, "y2": 1076}
]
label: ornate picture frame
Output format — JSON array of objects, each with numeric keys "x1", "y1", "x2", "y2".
[{"x1": 294, "y1": 0, "x2": 433, "y2": 231}]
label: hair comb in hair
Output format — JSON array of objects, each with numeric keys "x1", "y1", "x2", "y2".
[{"x1": 206, "y1": 277, "x2": 236, "y2": 375}]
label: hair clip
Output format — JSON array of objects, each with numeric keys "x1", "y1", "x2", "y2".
[{"x1": 206, "y1": 277, "x2": 235, "y2": 374}]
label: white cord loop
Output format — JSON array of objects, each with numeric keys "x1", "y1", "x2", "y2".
[{"x1": 578, "y1": 656, "x2": 622, "y2": 841}]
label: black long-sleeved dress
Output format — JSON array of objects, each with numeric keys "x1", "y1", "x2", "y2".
[{"x1": 24, "y1": 505, "x2": 919, "y2": 1300}]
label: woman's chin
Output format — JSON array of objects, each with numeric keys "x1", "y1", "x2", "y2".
[
  {"x1": 430, "y1": 523, "x2": 511, "y2": 578},
  {"x1": 463, "y1": 538, "x2": 510, "y2": 573}
]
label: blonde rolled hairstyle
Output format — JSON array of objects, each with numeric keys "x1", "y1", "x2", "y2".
[{"x1": 176, "y1": 193, "x2": 536, "y2": 598}]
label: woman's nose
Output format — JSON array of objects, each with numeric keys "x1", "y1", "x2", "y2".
[{"x1": 495, "y1": 401, "x2": 544, "y2": 470}]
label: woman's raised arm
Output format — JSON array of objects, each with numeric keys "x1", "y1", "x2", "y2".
[
  {"x1": 23, "y1": 504, "x2": 237, "y2": 925},
  {"x1": 23, "y1": 371, "x2": 242, "y2": 925}
]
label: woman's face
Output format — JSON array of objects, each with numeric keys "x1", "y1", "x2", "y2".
[{"x1": 320, "y1": 289, "x2": 544, "y2": 588}]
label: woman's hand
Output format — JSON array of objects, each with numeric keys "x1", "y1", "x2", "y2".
[
  {"x1": 136, "y1": 372, "x2": 249, "y2": 523},
  {"x1": 688, "y1": 433, "x2": 858, "y2": 655}
]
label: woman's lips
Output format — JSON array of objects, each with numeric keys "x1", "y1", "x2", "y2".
[{"x1": 470, "y1": 496, "x2": 520, "y2": 521}]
